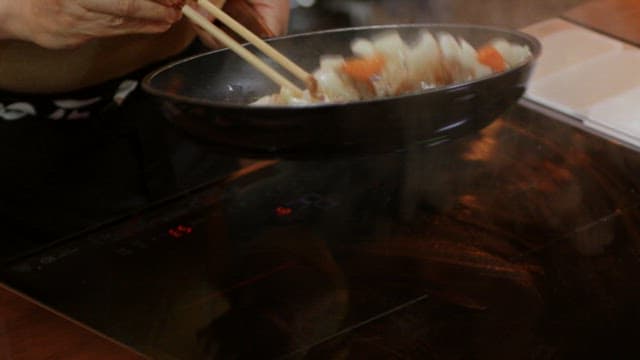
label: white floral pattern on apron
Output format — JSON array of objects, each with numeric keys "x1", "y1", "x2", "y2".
[
  {"x1": 0, "y1": 79, "x2": 139, "y2": 122},
  {"x1": 0, "y1": 102, "x2": 37, "y2": 121}
]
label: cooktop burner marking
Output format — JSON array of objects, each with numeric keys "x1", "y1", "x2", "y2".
[
  {"x1": 182, "y1": 261, "x2": 298, "y2": 310},
  {"x1": 280, "y1": 293, "x2": 431, "y2": 359}
]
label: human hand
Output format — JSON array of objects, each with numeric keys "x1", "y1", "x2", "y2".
[
  {"x1": 242, "y1": 0, "x2": 289, "y2": 36},
  {"x1": 191, "y1": 0, "x2": 290, "y2": 49},
  {"x1": 0, "y1": 0, "x2": 185, "y2": 49}
]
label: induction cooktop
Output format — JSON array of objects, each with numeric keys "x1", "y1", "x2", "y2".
[{"x1": 3, "y1": 104, "x2": 640, "y2": 360}]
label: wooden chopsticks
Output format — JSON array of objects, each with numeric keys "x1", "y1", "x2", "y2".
[{"x1": 182, "y1": 1, "x2": 312, "y2": 96}]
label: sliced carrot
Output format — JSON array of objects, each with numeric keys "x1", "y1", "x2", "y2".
[
  {"x1": 341, "y1": 54, "x2": 386, "y2": 81},
  {"x1": 476, "y1": 45, "x2": 507, "y2": 72}
]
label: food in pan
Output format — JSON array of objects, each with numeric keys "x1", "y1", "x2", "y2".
[{"x1": 252, "y1": 31, "x2": 532, "y2": 106}]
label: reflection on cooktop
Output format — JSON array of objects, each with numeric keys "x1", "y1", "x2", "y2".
[{"x1": 3, "y1": 106, "x2": 640, "y2": 359}]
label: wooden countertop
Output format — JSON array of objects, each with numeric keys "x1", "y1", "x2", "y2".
[
  {"x1": 0, "y1": 283, "x2": 147, "y2": 360},
  {"x1": 564, "y1": 0, "x2": 640, "y2": 45}
]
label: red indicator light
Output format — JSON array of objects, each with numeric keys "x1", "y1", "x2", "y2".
[
  {"x1": 275, "y1": 206, "x2": 293, "y2": 217},
  {"x1": 168, "y1": 225, "x2": 193, "y2": 238}
]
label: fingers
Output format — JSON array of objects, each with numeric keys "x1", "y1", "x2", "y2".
[
  {"x1": 81, "y1": 0, "x2": 181, "y2": 22},
  {"x1": 188, "y1": 2, "x2": 223, "y2": 48},
  {"x1": 244, "y1": 0, "x2": 289, "y2": 35},
  {"x1": 93, "y1": 16, "x2": 174, "y2": 35},
  {"x1": 193, "y1": 25, "x2": 223, "y2": 48},
  {"x1": 154, "y1": 0, "x2": 187, "y2": 8},
  {"x1": 14, "y1": 0, "x2": 189, "y2": 49},
  {"x1": 190, "y1": 1, "x2": 216, "y2": 21},
  {"x1": 192, "y1": 0, "x2": 290, "y2": 49},
  {"x1": 41, "y1": 19, "x2": 172, "y2": 48},
  {"x1": 66, "y1": 2, "x2": 177, "y2": 38}
]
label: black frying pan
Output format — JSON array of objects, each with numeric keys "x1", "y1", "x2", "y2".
[{"x1": 142, "y1": 24, "x2": 541, "y2": 157}]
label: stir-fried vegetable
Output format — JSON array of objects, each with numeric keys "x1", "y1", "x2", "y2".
[{"x1": 252, "y1": 31, "x2": 532, "y2": 106}]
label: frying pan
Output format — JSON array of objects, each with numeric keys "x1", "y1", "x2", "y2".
[{"x1": 142, "y1": 24, "x2": 541, "y2": 157}]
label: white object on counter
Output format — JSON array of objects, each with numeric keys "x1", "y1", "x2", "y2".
[{"x1": 523, "y1": 18, "x2": 640, "y2": 148}]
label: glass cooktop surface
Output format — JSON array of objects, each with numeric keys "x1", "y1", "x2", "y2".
[{"x1": 3, "y1": 105, "x2": 640, "y2": 360}]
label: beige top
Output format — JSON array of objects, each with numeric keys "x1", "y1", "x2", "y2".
[{"x1": 0, "y1": 18, "x2": 197, "y2": 94}]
